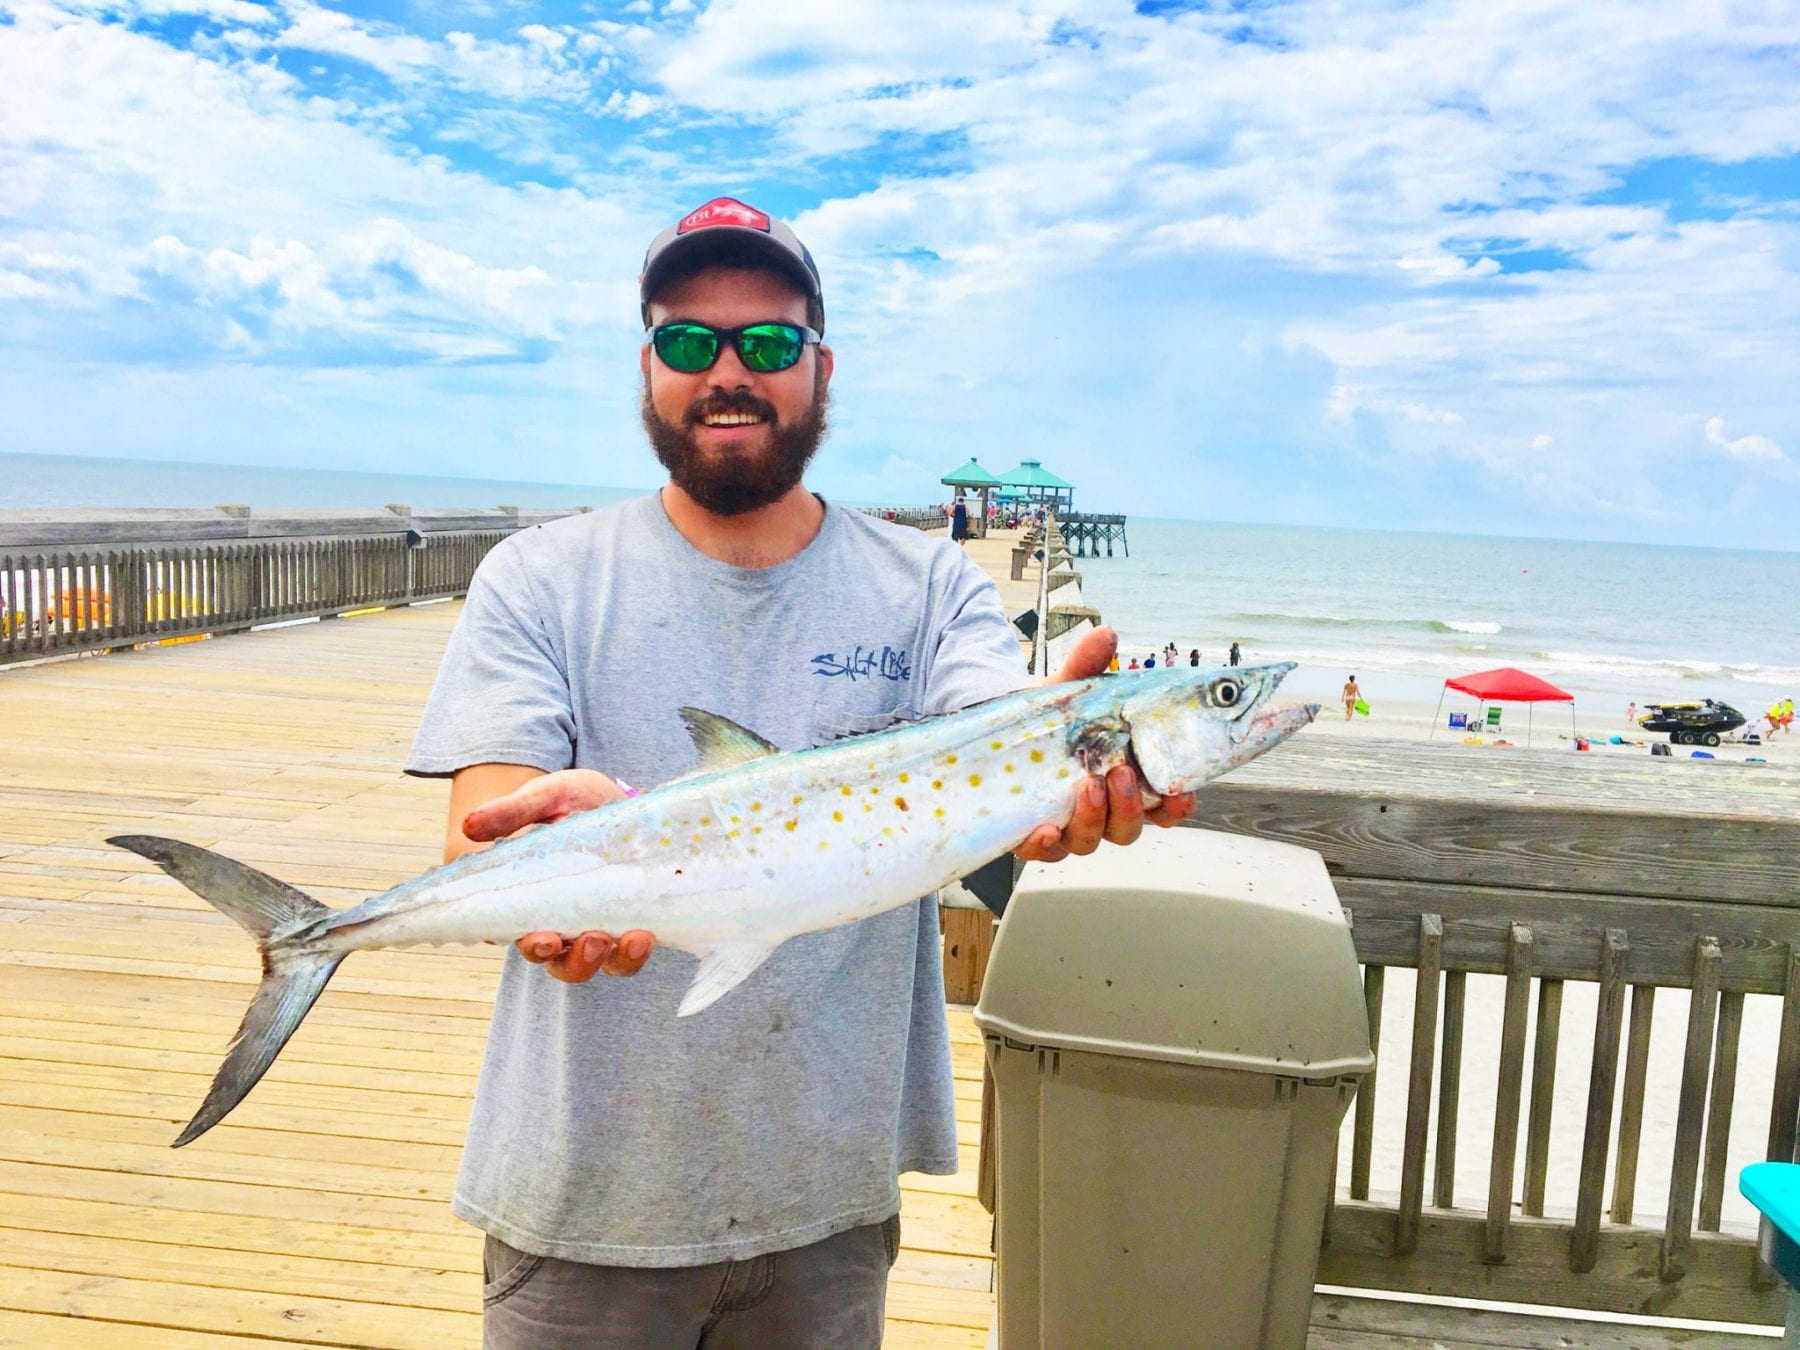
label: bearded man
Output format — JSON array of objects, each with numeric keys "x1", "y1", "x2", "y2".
[{"x1": 406, "y1": 197, "x2": 1192, "y2": 1347}]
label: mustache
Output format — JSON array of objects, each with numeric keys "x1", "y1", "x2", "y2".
[{"x1": 686, "y1": 391, "x2": 777, "y2": 426}]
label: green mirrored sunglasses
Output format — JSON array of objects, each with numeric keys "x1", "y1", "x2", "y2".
[{"x1": 650, "y1": 321, "x2": 821, "y2": 374}]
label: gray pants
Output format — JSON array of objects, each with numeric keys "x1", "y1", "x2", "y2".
[{"x1": 482, "y1": 1216, "x2": 901, "y2": 1349}]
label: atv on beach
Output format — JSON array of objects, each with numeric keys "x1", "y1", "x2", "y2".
[{"x1": 1637, "y1": 699, "x2": 1747, "y2": 747}]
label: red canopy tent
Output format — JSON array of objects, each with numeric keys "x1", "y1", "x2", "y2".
[{"x1": 1432, "y1": 666, "x2": 1575, "y2": 745}]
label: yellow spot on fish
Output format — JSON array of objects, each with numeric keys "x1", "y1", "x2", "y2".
[
  {"x1": 819, "y1": 840, "x2": 830, "y2": 851},
  {"x1": 751, "y1": 802, "x2": 763, "y2": 812},
  {"x1": 729, "y1": 829, "x2": 740, "y2": 839},
  {"x1": 932, "y1": 779, "x2": 943, "y2": 790},
  {"x1": 1057, "y1": 767, "x2": 1070, "y2": 779},
  {"x1": 991, "y1": 740, "x2": 1003, "y2": 750},
  {"x1": 1030, "y1": 749, "x2": 1045, "y2": 762},
  {"x1": 753, "y1": 826, "x2": 763, "y2": 835},
  {"x1": 731, "y1": 815, "x2": 741, "y2": 824},
  {"x1": 660, "y1": 837, "x2": 671, "y2": 847},
  {"x1": 935, "y1": 807, "x2": 946, "y2": 818},
  {"x1": 898, "y1": 772, "x2": 910, "y2": 783},
  {"x1": 785, "y1": 819, "x2": 798, "y2": 832},
  {"x1": 792, "y1": 796, "x2": 802, "y2": 806},
  {"x1": 869, "y1": 786, "x2": 881, "y2": 794},
  {"x1": 833, "y1": 810, "x2": 843, "y2": 823},
  {"x1": 842, "y1": 785, "x2": 853, "y2": 797},
  {"x1": 1011, "y1": 785, "x2": 1022, "y2": 794},
  {"x1": 969, "y1": 773, "x2": 982, "y2": 787},
  {"x1": 883, "y1": 826, "x2": 894, "y2": 837},
  {"x1": 864, "y1": 803, "x2": 874, "y2": 813},
  {"x1": 894, "y1": 797, "x2": 909, "y2": 811},
  {"x1": 946, "y1": 754, "x2": 958, "y2": 765},
  {"x1": 1003, "y1": 763, "x2": 1014, "y2": 773},
  {"x1": 699, "y1": 817, "x2": 710, "y2": 827}
]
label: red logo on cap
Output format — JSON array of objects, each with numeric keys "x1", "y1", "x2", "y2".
[{"x1": 677, "y1": 198, "x2": 771, "y2": 235}]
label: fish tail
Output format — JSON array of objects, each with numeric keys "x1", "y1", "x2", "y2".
[{"x1": 107, "y1": 834, "x2": 344, "y2": 1147}]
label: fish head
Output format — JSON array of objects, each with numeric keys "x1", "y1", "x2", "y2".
[{"x1": 1120, "y1": 662, "x2": 1317, "y2": 795}]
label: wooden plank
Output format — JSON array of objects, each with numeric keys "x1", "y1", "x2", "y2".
[
  {"x1": 1697, "y1": 990, "x2": 1745, "y2": 1232},
  {"x1": 1521, "y1": 977, "x2": 1562, "y2": 1218},
  {"x1": 1332, "y1": 877, "x2": 1800, "y2": 992},
  {"x1": 1484, "y1": 923, "x2": 1532, "y2": 1262},
  {"x1": 1759, "y1": 947, "x2": 1800, "y2": 1286},
  {"x1": 1188, "y1": 761, "x2": 1800, "y2": 905},
  {"x1": 1307, "y1": 1290, "x2": 1779, "y2": 1349},
  {"x1": 1433, "y1": 968, "x2": 1466, "y2": 1210},
  {"x1": 1320, "y1": 1201, "x2": 1782, "y2": 1326},
  {"x1": 1572, "y1": 928, "x2": 1628, "y2": 1272},
  {"x1": 1350, "y1": 964, "x2": 1384, "y2": 1201},
  {"x1": 1661, "y1": 936, "x2": 1722, "y2": 1282},
  {"x1": 1610, "y1": 984, "x2": 1656, "y2": 1225},
  {"x1": 1395, "y1": 914, "x2": 1442, "y2": 1256}
]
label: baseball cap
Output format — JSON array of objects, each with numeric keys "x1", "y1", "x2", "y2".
[{"x1": 639, "y1": 197, "x2": 825, "y2": 334}]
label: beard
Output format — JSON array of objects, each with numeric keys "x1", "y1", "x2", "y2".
[{"x1": 641, "y1": 374, "x2": 830, "y2": 517}]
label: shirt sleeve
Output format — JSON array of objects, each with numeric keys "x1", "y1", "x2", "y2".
[
  {"x1": 404, "y1": 539, "x2": 578, "y2": 778},
  {"x1": 919, "y1": 552, "x2": 1032, "y2": 716}
]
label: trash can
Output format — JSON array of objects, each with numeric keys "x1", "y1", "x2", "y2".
[{"x1": 973, "y1": 828, "x2": 1373, "y2": 1349}]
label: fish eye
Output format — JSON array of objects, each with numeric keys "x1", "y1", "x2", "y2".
[{"x1": 1212, "y1": 678, "x2": 1241, "y2": 707}]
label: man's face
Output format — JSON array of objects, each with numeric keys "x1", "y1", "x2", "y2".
[{"x1": 640, "y1": 264, "x2": 833, "y2": 517}]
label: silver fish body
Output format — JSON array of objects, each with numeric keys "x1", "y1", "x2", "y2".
[{"x1": 111, "y1": 661, "x2": 1316, "y2": 1145}]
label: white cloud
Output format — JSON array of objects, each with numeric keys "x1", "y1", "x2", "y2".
[{"x1": 1705, "y1": 416, "x2": 1786, "y2": 463}]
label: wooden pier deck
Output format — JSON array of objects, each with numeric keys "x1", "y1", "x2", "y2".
[
  {"x1": 6, "y1": 581, "x2": 1793, "y2": 1347},
  {"x1": 0, "y1": 603, "x2": 993, "y2": 1348}
]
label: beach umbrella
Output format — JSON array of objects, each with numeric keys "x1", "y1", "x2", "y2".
[{"x1": 1431, "y1": 666, "x2": 1575, "y2": 746}]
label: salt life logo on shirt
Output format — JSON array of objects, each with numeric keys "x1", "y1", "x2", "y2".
[{"x1": 812, "y1": 645, "x2": 911, "y2": 682}]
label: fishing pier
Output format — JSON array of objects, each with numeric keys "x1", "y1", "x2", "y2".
[{"x1": 3, "y1": 505, "x2": 1797, "y2": 1346}]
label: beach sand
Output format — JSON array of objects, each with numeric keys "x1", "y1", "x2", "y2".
[{"x1": 1292, "y1": 687, "x2": 1800, "y2": 770}]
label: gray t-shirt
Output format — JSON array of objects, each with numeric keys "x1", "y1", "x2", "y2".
[{"x1": 406, "y1": 493, "x2": 1027, "y2": 1266}]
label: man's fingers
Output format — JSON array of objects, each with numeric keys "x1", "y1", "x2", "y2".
[
  {"x1": 1101, "y1": 765, "x2": 1145, "y2": 847},
  {"x1": 464, "y1": 778, "x2": 572, "y2": 842},
  {"x1": 1146, "y1": 790, "x2": 1197, "y2": 828},
  {"x1": 601, "y1": 930, "x2": 655, "y2": 977},
  {"x1": 516, "y1": 929, "x2": 653, "y2": 982},
  {"x1": 1041, "y1": 625, "x2": 1118, "y2": 686},
  {"x1": 516, "y1": 931, "x2": 569, "y2": 964},
  {"x1": 1058, "y1": 776, "x2": 1108, "y2": 856},
  {"x1": 546, "y1": 932, "x2": 614, "y2": 983}
]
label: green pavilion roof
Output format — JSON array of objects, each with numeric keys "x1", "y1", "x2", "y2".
[
  {"x1": 998, "y1": 459, "x2": 1074, "y2": 490},
  {"x1": 941, "y1": 458, "x2": 1003, "y2": 488}
]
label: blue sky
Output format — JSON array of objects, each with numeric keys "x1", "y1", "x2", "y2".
[{"x1": 1, "y1": 0, "x2": 1797, "y2": 547}]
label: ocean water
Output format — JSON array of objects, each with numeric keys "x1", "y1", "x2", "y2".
[
  {"x1": 1081, "y1": 518, "x2": 1800, "y2": 713},
  {"x1": 5, "y1": 452, "x2": 1795, "y2": 716}
]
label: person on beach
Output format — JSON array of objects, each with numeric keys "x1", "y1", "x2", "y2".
[
  {"x1": 1626, "y1": 701, "x2": 1636, "y2": 725},
  {"x1": 1164, "y1": 642, "x2": 1178, "y2": 668},
  {"x1": 950, "y1": 497, "x2": 969, "y2": 545},
  {"x1": 1144, "y1": 653, "x2": 1157, "y2": 669},
  {"x1": 1128, "y1": 657, "x2": 1140, "y2": 670},
  {"x1": 407, "y1": 196, "x2": 1196, "y2": 1347},
  {"x1": 1343, "y1": 674, "x2": 1361, "y2": 721},
  {"x1": 1229, "y1": 641, "x2": 1240, "y2": 667},
  {"x1": 1189, "y1": 648, "x2": 1200, "y2": 667}
]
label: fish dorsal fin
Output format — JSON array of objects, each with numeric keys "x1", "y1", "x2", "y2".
[
  {"x1": 678, "y1": 941, "x2": 778, "y2": 1017},
  {"x1": 677, "y1": 707, "x2": 781, "y2": 773}
]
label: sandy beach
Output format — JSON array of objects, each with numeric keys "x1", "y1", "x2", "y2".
[{"x1": 1292, "y1": 686, "x2": 1800, "y2": 771}]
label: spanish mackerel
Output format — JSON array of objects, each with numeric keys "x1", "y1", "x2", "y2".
[{"x1": 110, "y1": 662, "x2": 1317, "y2": 1147}]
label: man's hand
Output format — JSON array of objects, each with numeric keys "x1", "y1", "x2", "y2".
[
  {"x1": 1013, "y1": 626, "x2": 1196, "y2": 863},
  {"x1": 451, "y1": 766, "x2": 656, "y2": 984}
]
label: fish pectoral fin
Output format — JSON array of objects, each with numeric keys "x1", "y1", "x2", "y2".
[
  {"x1": 678, "y1": 941, "x2": 778, "y2": 1017},
  {"x1": 676, "y1": 708, "x2": 782, "y2": 774}
]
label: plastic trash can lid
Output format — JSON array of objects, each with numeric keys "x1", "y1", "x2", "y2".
[{"x1": 974, "y1": 829, "x2": 1374, "y2": 1078}]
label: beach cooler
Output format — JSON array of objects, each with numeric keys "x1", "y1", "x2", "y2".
[
  {"x1": 974, "y1": 829, "x2": 1373, "y2": 1349},
  {"x1": 1739, "y1": 1162, "x2": 1800, "y2": 1345}
]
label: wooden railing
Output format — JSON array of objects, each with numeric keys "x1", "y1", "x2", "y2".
[
  {"x1": 858, "y1": 506, "x2": 946, "y2": 531},
  {"x1": 0, "y1": 506, "x2": 580, "y2": 666},
  {"x1": 1188, "y1": 736, "x2": 1800, "y2": 1329}
]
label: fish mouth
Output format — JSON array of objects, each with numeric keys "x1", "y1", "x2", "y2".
[{"x1": 1225, "y1": 662, "x2": 1315, "y2": 762}]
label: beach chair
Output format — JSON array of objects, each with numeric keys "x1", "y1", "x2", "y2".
[
  {"x1": 1448, "y1": 712, "x2": 1468, "y2": 730},
  {"x1": 1485, "y1": 706, "x2": 1503, "y2": 734}
]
